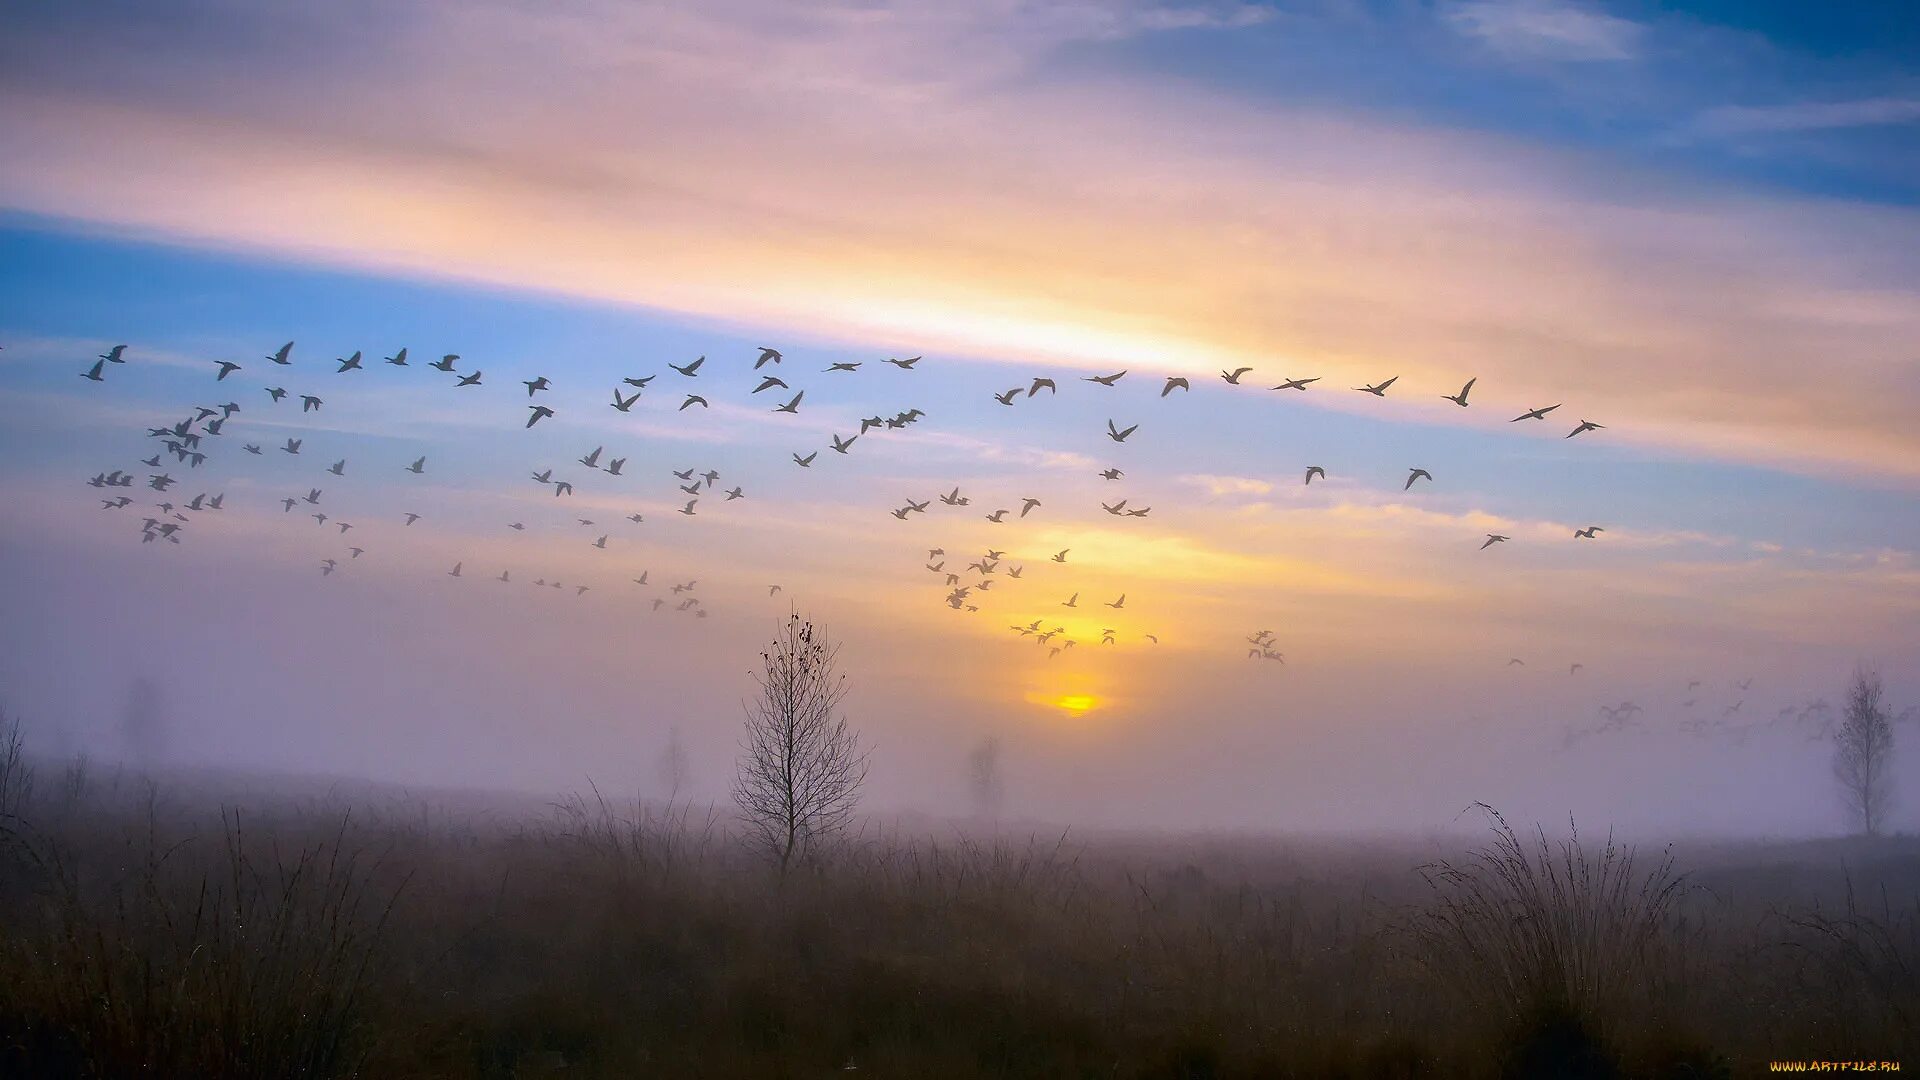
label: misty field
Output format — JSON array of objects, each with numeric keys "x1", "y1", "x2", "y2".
[{"x1": 0, "y1": 735, "x2": 1915, "y2": 1079}]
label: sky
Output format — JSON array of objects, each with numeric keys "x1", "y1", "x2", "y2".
[{"x1": 1, "y1": 0, "x2": 1917, "y2": 836}]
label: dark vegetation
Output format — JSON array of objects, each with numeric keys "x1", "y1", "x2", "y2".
[{"x1": 2, "y1": 709, "x2": 1917, "y2": 1078}]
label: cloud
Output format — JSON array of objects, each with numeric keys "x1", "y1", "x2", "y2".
[
  {"x1": 1441, "y1": 0, "x2": 1642, "y2": 61},
  {"x1": 1, "y1": 0, "x2": 1918, "y2": 487},
  {"x1": 1180, "y1": 474, "x2": 1273, "y2": 496},
  {"x1": 1694, "y1": 97, "x2": 1920, "y2": 137}
]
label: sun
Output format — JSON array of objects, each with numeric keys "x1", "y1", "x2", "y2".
[{"x1": 1054, "y1": 694, "x2": 1098, "y2": 717}]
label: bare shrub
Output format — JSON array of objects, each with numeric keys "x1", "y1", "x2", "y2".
[{"x1": 0, "y1": 708, "x2": 32, "y2": 823}]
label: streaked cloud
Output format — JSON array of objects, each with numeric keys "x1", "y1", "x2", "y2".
[
  {"x1": 1694, "y1": 97, "x2": 1920, "y2": 136},
  {"x1": 1441, "y1": 0, "x2": 1643, "y2": 61}
]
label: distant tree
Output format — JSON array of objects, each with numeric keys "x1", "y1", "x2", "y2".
[
  {"x1": 0, "y1": 707, "x2": 32, "y2": 821},
  {"x1": 1832, "y1": 667, "x2": 1896, "y2": 836},
  {"x1": 734, "y1": 614, "x2": 869, "y2": 873},
  {"x1": 968, "y1": 735, "x2": 1005, "y2": 822},
  {"x1": 658, "y1": 725, "x2": 690, "y2": 802}
]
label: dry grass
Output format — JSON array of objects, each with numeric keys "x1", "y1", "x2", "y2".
[{"x1": 1, "y1": 763, "x2": 1916, "y2": 1078}]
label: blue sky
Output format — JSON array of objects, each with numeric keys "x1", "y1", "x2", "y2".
[{"x1": 0, "y1": 0, "x2": 1916, "y2": 832}]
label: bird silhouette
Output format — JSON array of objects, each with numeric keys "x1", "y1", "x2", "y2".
[
  {"x1": 301, "y1": 395, "x2": 323, "y2": 411},
  {"x1": 449, "y1": 562, "x2": 463, "y2": 577},
  {"x1": 752, "y1": 375, "x2": 788, "y2": 394},
  {"x1": 527, "y1": 406, "x2": 555, "y2": 427},
  {"x1": 525, "y1": 376, "x2": 551, "y2": 396},
  {"x1": 755, "y1": 348, "x2": 782, "y2": 369},
  {"x1": 1161, "y1": 377, "x2": 1189, "y2": 397},
  {"x1": 1480, "y1": 534, "x2": 1509, "y2": 550},
  {"x1": 1443, "y1": 377, "x2": 1476, "y2": 407},
  {"x1": 1511, "y1": 404, "x2": 1560, "y2": 422},
  {"x1": 1566, "y1": 420, "x2": 1604, "y2": 438},
  {"x1": 266, "y1": 387, "x2": 287, "y2": 401},
  {"x1": 1106, "y1": 420, "x2": 1138, "y2": 442},
  {"x1": 611, "y1": 388, "x2": 640, "y2": 411},
  {"x1": 1084, "y1": 371, "x2": 1126, "y2": 386},
  {"x1": 1271, "y1": 376, "x2": 1319, "y2": 391},
  {"x1": 985, "y1": 509, "x2": 1008, "y2": 522},
  {"x1": 1304, "y1": 466, "x2": 1325, "y2": 485},
  {"x1": 456, "y1": 371, "x2": 482, "y2": 386},
  {"x1": 282, "y1": 438, "x2": 302, "y2": 454},
  {"x1": 669, "y1": 356, "x2": 705, "y2": 377},
  {"x1": 1404, "y1": 468, "x2": 1432, "y2": 490},
  {"x1": 1020, "y1": 498, "x2": 1042, "y2": 518},
  {"x1": 579, "y1": 446, "x2": 603, "y2": 469},
  {"x1": 215, "y1": 361, "x2": 242, "y2": 381},
  {"x1": 623, "y1": 375, "x2": 655, "y2": 388},
  {"x1": 994, "y1": 388, "x2": 1023, "y2": 405},
  {"x1": 430, "y1": 354, "x2": 459, "y2": 371},
  {"x1": 775, "y1": 391, "x2": 804, "y2": 413},
  {"x1": 1221, "y1": 367, "x2": 1252, "y2": 385},
  {"x1": 1106, "y1": 594, "x2": 1126, "y2": 609},
  {"x1": 794, "y1": 451, "x2": 817, "y2": 467},
  {"x1": 267, "y1": 342, "x2": 294, "y2": 364},
  {"x1": 384, "y1": 347, "x2": 408, "y2": 365},
  {"x1": 831, "y1": 434, "x2": 858, "y2": 454},
  {"x1": 605, "y1": 457, "x2": 626, "y2": 476},
  {"x1": 81, "y1": 360, "x2": 106, "y2": 382},
  {"x1": 1354, "y1": 376, "x2": 1397, "y2": 396},
  {"x1": 884, "y1": 356, "x2": 920, "y2": 369},
  {"x1": 1062, "y1": 593, "x2": 1079, "y2": 607},
  {"x1": 336, "y1": 351, "x2": 363, "y2": 372},
  {"x1": 327, "y1": 459, "x2": 346, "y2": 476},
  {"x1": 825, "y1": 361, "x2": 861, "y2": 372},
  {"x1": 1574, "y1": 526, "x2": 1604, "y2": 538},
  {"x1": 1052, "y1": 549, "x2": 1069, "y2": 563},
  {"x1": 680, "y1": 395, "x2": 708, "y2": 410}
]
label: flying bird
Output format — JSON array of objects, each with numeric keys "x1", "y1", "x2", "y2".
[
  {"x1": 1062, "y1": 593, "x2": 1078, "y2": 608},
  {"x1": 449, "y1": 562, "x2": 462, "y2": 578},
  {"x1": 527, "y1": 406, "x2": 555, "y2": 427},
  {"x1": 1106, "y1": 420, "x2": 1138, "y2": 443},
  {"x1": 1029, "y1": 377, "x2": 1057, "y2": 396},
  {"x1": 1161, "y1": 377, "x2": 1189, "y2": 397},
  {"x1": 266, "y1": 387, "x2": 287, "y2": 401},
  {"x1": 753, "y1": 347, "x2": 783, "y2": 368},
  {"x1": 669, "y1": 356, "x2": 705, "y2": 377},
  {"x1": 282, "y1": 438, "x2": 302, "y2": 454},
  {"x1": 404, "y1": 513, "x2": 421, "y2": 525},
  {"x1": 215, "y1": 361, "x2": 242, "y2": 381},
  {"x1": 384, "y1": 348, "x2": 408, "y2": 365},
  {"x1": 1304, "y1": 466, "x2": 1325, "y2": 485},
  {"x1": 327, "y1": 459, "x2": 346, "y2": 476},
  {"x1": 993, "y1": 388, "x2": 1023, "y2": 405},
  {"x1": 1566, "y1": 420, "x2": 1604, "y2": 439},
  {"x1": 1511, "y1": 404, "x2": 1560, "y2": 422},
  {"x1": 1404, "y1": 468, "x2": 1432, "y2": 490},
  {"x1": 1221, "y1": 367, "x2": 1252, "y2": 385},
  {"x1": 825, "y1": 362, "x2": 861, "y2": 372},
  {"x1": 611, "y1": 388, "x2": 640, "y2": 411},
  {"x1": 793, "y1": 452, "x2": 817, "y2": 467},
  {"x1": 1019, "y1": 498, "x2": 1041, "y2": 518},
  {"x1": 753, "y1": 376, "x2": 789, "y2": 394},
  {"x1": 1480, "y1": 534, "x2": 1509, "y2": 550},
  {"x1": 431, "y1": 354, "x2": 459, "y2": 371},
  {"x1": 605, "y1": 458, "x2": 625, "y2": 476},
  {"x1": 525, "y1": 376, "x2": 550, "y2": 396},
  {"x1": 1443, "y1": 377, "x2": 1476, "y2": 407},
  {"x1": 1084, "y1": 371, "x2": 1126, "y2": 386},
  {"x1": 1099, "y1": 468, "x2": 1123, "y2": 480},
  {"x1": 679, "y1": 395, "x2": 708, "y2": 411},
  {"x1": 1052, "y1": 549, "x2": 1069, "y2": 563},
  {"x1": 336, "y1": 351, "x2": 363, "y2": 372},
  {"x1": 1574, "y1": 526, "x2": 1604, "y2": 539},
  {"x1": 985, "y1": 509, "x2": 1008, "y2": 522},
  {"x1": 267, "y1": 342, "x2": 294, "y2": 364},
  {"x1": 81, "y1": 360, "x2": 105, "y2": 382},
  {"x1": 1271, "y1": 376, "x2": 1319, "y2": 391},
  {"x1": 680, "y1": 499, "x2": 697, "y2": 516},
  {"x1": 884, "y1": 356, "x2": 920, "y2": 369},
  {"x1": 456, "y1": 370, "x2": 483, "y2": 386},
  {"x1": 1354, "y1": 376, "x2": 1397, "y2": 396},
  {"x1": 579, "y1": 446, "x2": 603, "y2": 469},
  {"x1": 300, "y1": 395, "x2": 323, "y2": 412},
  {"x1": 831, "y1": 433, "x2": 858, "y2": 454},
  {"x1": 623, "y1": 375, "x2": 655, "y2": 388},
  {"x1": 774, "y1": 391, "x2": 804, "y2": 414},
  {"x1": 1106, "y1": 594, "x2": 1126, "y2": 609}
]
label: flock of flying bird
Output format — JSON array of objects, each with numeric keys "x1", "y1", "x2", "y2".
[{"x1": 68, "y1": 335, "x2": 1683, "y2": 730}]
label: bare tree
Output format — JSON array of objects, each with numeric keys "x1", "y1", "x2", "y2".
[
  {"x1": 0, "y1": 707, "x2": 32, "y2": 822},
  {"x1": 734, "y1": 614, "x2": 869, "y2": 873},
  {"x1": 657, "y1": 725, "x2": 690, "y2": 802},
  {"x1": 1832, "y1": 666, "x2": 1896, "y2": 836},
  {"x1": 968, "y1": 735, "x2": 1005, "y2": 822}
]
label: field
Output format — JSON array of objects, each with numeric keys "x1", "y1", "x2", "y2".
[{"x1": 1, "y1": 735, "x2": 1915, "y2": 1080}]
